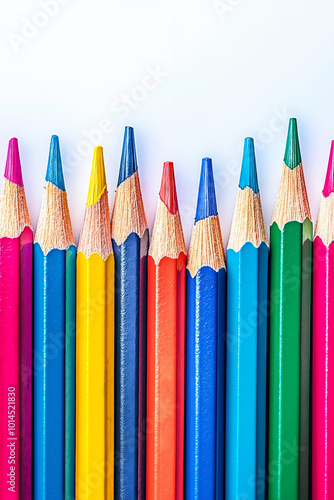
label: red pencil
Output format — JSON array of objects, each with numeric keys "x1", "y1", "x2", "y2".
[{"x1": 146, "y1": 162, "x2": 186, "y2": 500}]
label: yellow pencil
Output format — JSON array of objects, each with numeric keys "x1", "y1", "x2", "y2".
[{"x1": 76, "y1": 146, "x2": 114, "y2": 500}]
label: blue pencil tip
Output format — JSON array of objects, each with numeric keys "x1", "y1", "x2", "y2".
[
  {"x1": 239, "y1": 137, "x2": 259, "y2": 194},
  {"x1": 45, "y1": 135, "x2": 65, "y2": 191},
  {"x1": 117, "y1": 126, "x2": 138, "y2": 186},
  {"x1": 195, "y1": 157, "x2": 218, "y2": 223}
]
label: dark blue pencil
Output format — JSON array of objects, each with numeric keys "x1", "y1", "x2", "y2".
[
  {"x1": 185, "y1": 158, "x2": 226, "y2": 499},
  {"x1": 111, "y1": 127, "x2": 149, "y2": 500}
]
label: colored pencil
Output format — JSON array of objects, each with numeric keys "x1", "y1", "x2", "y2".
[
  {"x1": 0, "y1": 138, "x2": 32, "y2": 500},
  {"x1": 76, "y1": 146, "x2": 114, "y2": 500},
  {"x1": 112, "y1": 127, "x2": 148, "y2": 500},
  {"x1": 185, "y1": 157, "x2": 226, "y2": 499},
  {"x1": 225, "y1": 138, "x2": 268, "y2": 500},
  {"x1": 34, "y1": 135, "x2": 76, "y2": 500},
  {"x1": 268, "y1": 118, "x2": 312, "y2": 499},
  {"x1": 146, "y1": 161, "x2": 186, "y2": 500},
  {"x1": 313, "y1": 140, "x2": 334, "y2": 499}
]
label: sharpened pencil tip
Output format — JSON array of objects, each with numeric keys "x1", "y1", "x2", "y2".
[
  {"x1": 284, "y1": 118, "x2": 302, "y2": 170},
  {"x1": 239, "y1": 137, "x2": 259, "y2": 194},
  {"x1": 159, "y1": 161, "x2": 179, "y2": 214},
  {"x1": 4, "y1": 138, "x2": 23, "y2": 187},
  {"x1": 195, "y1": 157, "x2": 218, "y2": 222},
  {"x1": 323, "y1": 140, "x2": 334, "y2": 197},
  {"x1": 87, "y1": 146, "x2": 107, "y2": 206},
  {"x1": 118, "y1": 126, "x2": 138, "y2": 186},
  {"x1": 46, "y1": 135, "x2": 65, "y2": 191}
]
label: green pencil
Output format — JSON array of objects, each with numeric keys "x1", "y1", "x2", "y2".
[{"x1": 268, "y1": 118, "x2": 312, "y2": 499}]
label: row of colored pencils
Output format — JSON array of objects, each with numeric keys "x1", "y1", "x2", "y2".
[{"x1": 0, "y1": 119, "x2": 332, "y2": 499}]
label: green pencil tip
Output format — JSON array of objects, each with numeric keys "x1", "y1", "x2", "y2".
[{"x1": 283, "y1": 118, "x2": 302, "y2": 170}]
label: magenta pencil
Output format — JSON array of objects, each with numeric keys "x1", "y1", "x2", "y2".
[
  {"x1": 0, "y1": 139, "x2": 33, "y2": 499},
  {"x1": 313, "y1": 141, "x2": 334, "y2": 499}
]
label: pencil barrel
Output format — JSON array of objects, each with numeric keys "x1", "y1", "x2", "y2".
[
  {"x1": 113, "y1": 231, "x2": 148, "y2": 500},
  {"x1": 312, "y1": 237, "x2": 334, "y2": 499},
  {"x1": 76, "y1": 251, "x2": 114, "y2": 500},
  {"x1": 185, "y1": 266, "x2": 226, "y2": 499},
  {"x1": 226, "y1": 241, "x2": 268, "y2": 500},
  {"x1": 34, "y1": 245, "x2": 68, "y2": 500},
  {"x1": 146, "y1": 254, "x2": 186, "y2": 500},
  {"x1": 268, "y1": 219, "x2": 312, "y2": 499}
]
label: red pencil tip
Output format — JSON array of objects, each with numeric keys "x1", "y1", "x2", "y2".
[
  {"x1": 159, "y1": 161, "x2": 179, "y2": 214},
  {"x1": 323, "y1": 140, "x2": 334, "y2": 197},
  {"x1": 4, "y1": 138, "x2": 23, "y2": 187}
]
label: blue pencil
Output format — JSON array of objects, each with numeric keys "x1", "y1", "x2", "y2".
[
  {"x1": 111, "y1": 127, "x2": 149, "y2": 500},
  {"x1": 185, "y1": 158, "x2": 226, "y2": 499},
  {"x1": 225, "y1": 138, "x2": 268, "y2": 500},
  {"x1": 34, "y1": 136, "x2": 76, "y2": 500}
]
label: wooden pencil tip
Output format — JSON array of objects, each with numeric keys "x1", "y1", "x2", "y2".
[
  {"x1": 117, "y1": 126, "x2": 137, "y2": 186},
  {"x1": 159, "y1": 161, "x2": 179, "y2": 214},
  {"x1": 4, "y1": 137, "x2": 23, "y2": 187},
  {"x1": 87, "y1": 146, "x2": 107, "y2": 206},
  {"x1": 239, "y1": 137, "x2": 259, "y2": 194},
  {"x1": 323, "y1": 140, "x2": 334, "y2": 197},
  {"x1": 195, "y1": 157, "x2": 217, "y2": 222},
  {"x1": 284, "y1": 117, "x2": 302, "y2": 170},
  {"x1": 46, "y1": 135, "x2": 65, "y2": 191}
]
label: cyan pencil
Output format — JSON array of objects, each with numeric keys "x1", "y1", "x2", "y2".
[
  {"x1": 226, "y1": 138, "x2": 268, "y2": 500},
  {"x1": 34, "y1": 136, "x2": 76, "y2": 500}
]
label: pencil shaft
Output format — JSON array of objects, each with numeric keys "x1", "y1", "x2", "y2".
[
  {"x1": 146, "y1": 254, "x2": 186, "y2": 500},
  {"x1": 76, "y1": 252, "x2": 114, "y2": 500},
  {"x1": 0, "y1": 237, "x2": 20, "y2": 500},
  {"x1": 19, "y1": 227, "x2": 33, "y2": 500},
  {"x1": 312, "y1": 237, "x2": 334, "y2": 499},
  {"x1": 65, "y1": 247, "x2": 76, "y2": 500},
  {"x1": 113, "y1": 231, "x2": 148, "y2": 500},
  {"x1": 268, "y1": 219, "x2": 312, "y2": 499},
  {"x1": 226, "y1": 241, "x2": 268, "y2": 500},
  {"x1": 186, "y1": 266, "x2": 226, "y2": 499},
  {"x1": 34, "y1": 245, "x2": 71, "y2": 499}
]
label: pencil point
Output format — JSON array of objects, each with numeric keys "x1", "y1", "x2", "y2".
[
  {"x1": 118, "y1": 126, "x2": 138, "y2": 186},
  {"x1": 284, "y1": 118, "x2": 302, "y2": 169},
  {"x1": 323, "y1": 140, "x2": 334, "y2": 197},
  {"x1": 4, "y1": 138, "x2": 23, "y2": 186},
  {"x1": 239, "y1": 138, "x2": 259, "y2": 194},
  {"x1": 87, "y1": 146, "x2": 107, "y2": 206},
  {"x1": 159, "y1": 161, "x2": 179, "y2": 214},
  {"x1": 195, "y1": 157, "x2": 218, "y2": 222},
  {"x1": 46, "y1": 135, "x2": 65, "y2": 191}
]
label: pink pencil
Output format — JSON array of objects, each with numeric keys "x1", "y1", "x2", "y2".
[
  {"x1": 0, "y1": 139, "x2": 33, "y2": 500},
  {"x1": 313, "y1": 140, "x2": 334, "y2": 499}
]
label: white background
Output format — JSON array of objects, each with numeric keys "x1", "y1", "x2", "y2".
[{"x1": 0, "y1": 0, "x2": 333, "y2": 246}]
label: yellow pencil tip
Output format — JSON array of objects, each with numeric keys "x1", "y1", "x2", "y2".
[{"x1": 87, "y1": 146, "x2": 107, "y2": 206}]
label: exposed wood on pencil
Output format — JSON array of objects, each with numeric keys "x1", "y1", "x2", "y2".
[
  {"x1": 271, "y1": 163, "x2": 311, "y2": 229},
  {"x1": 0, "y1": 179, "x2": 31, "y2": 237},
  {"x1": 35, "y1": 181, "x2": 75, "y2": 252},
  {"x1": 227, "y1": 187, "x2": 267, "y2": 252},
  {"x1": 187, "y1": 214, "x2": 225, "y2": 277},
  {"x1": 111, "y1": 169, "x2": 147, "y2": 245}
]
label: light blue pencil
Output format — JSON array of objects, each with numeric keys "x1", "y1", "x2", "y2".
[{"x1": 225, "y1": 138, "x2": 268, "y2": 500}]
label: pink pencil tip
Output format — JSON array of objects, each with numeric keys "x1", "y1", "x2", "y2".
[
  {"x1": 159, "y1": 161, "x2": 179, "y2": 214},
  {"x1": 323, "y1": 140, "x2": 334, "y2": 197},
  {"x1": 4, "y1": 138, "x2": 23, "y2": 187}
]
